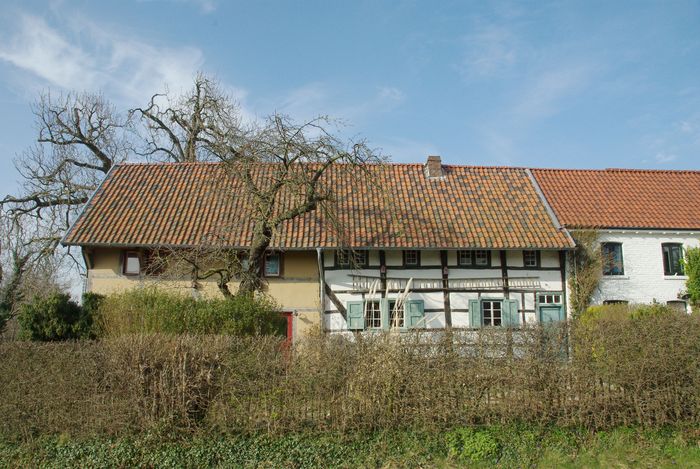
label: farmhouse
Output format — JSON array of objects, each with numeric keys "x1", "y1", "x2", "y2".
[
  {"x1": 62, "y1": 157, "x2": 699, "y2": 339},
  {"x1": 533, "y1": 168, "x2": 700, "y2": 312}
]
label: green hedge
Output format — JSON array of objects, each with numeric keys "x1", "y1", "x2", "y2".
[
  {"x1": 98, "y1": 288, "x2": 286, "y2": 337},
  {"x1": 1, "y1": 427, "x2": 698, "y2": 468}
]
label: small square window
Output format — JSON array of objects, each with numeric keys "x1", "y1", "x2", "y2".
[
  {"x1": 365, "y1": 300, "x2": 382, "y2": 329},
  {"x1": 475, "y1": 250, "x2": 489, "y2": 266},
  {"x1": 523, "y1": 250, "x2": 539, "y2": 267},
  {"x1": 264, "y1": 252, "x2": 281, "y2": 277},
  {"x1": 337, "y1": 249, "x2": 351, "y2": 267},
  {"x1": 458, "y1": 250, "x2": 473, "y2": 266},
  {"x1": 123, "y1": 251, "x2": 140, "y2": 275},
  {"x1": 403, "y1": 250, "x2": 419, "y2": 266},
  {"x1": 353, "y1": 250, "x2": 368, "y2": 267}
]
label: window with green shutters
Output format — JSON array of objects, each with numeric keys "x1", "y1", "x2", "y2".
[
  {"x1": 345, "y1": 299, "x2": 425, "y2": 331},
  {"x1": 469, "y1": 298, "x2": 519, "y2": 328}
]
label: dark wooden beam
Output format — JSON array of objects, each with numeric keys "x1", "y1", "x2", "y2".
[
  {"x1": 500, "y1": 250, "x2": 510, "y2": 299},
  {"x1": 324, "y1": 282, "x2": 347, "y2": 318},
  {"x1": 441, "y1": 250, "x2": 452, "y2": 327}
]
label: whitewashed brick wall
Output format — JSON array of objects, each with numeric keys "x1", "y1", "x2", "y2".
[{"x1": 584, "y1": 230, "x2": 699, "y2": 312}]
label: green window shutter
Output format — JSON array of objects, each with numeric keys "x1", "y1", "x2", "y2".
[
  {"x1": 406, "y1": 300, "x2": 425, "y2": 329},
  {"x1": 381, "y1": 299, "x2": 390, "y2": 331},
  {"x1": 502, "y1": 299, "x2": 520, "y2": 328},
  {"x1": 469, "y1": 299, "x2": 482, "y2": 328},
  {"x1": 346, "y1": 301, "x2": 365, "y2": 330}
]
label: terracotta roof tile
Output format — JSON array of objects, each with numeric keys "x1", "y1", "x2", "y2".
[
  {"x1": 532, "y1": 168, "x2": 700, "y2": 230},
  {"x1": 63, "y1": 162, "x2": 572, "y2": 249}
]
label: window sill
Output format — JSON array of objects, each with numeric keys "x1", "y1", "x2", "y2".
[
  {"x1": 664, "y1": 275, "x2": 688, "y2": 280},
  {"x1": 602, "y1": 275, "x2": 629, "y2": 280}
]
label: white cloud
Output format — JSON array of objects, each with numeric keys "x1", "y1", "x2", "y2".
[
  {"x1": 510, "y1": 64, "x2": 595, "y2": 120},
  {"x1": 0, "y1": 13, "x2": 233, "y2": 106},
  {"x1": 137, "y1": 0, "x2": 217, "y2": 14},
  {"x1": 277, "y1": 83, "x2": 405, "y2": 124},
  {"x1": 458, "y1": 25, "x2": 519, "y2": 78},
  {"x1": 654, "y1": 152, "x2": 677, "y2": 163}
]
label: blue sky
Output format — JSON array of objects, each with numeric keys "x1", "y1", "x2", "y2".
[{"x1": 1, "y1": 0, "x2": 699, "y2": 194}]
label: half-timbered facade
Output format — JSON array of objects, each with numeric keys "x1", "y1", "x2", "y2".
[{"x1": 62, "y1": 158, "x2": 699, "y2": 339}]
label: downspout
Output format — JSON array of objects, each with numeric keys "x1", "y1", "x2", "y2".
[{"x1": 317, "y1": 248, "x2": 325, "y2": 330}]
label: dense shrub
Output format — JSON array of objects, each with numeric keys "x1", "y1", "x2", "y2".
[
  {"x1": 0, "y1": 308, "x2": 699, "y2": 439},
  {"x1": 97, "y1": 288, "x2": 285, "y2": 336},
  {"x1": 17, "y1": 292, "x2": 94, "y2": 341}
]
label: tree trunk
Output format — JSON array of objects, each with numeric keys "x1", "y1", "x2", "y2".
[{"x1": 239, "y1": 224, "x2": 273, "y2": 294}]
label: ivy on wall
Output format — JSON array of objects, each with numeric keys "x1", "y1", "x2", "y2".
[
  {"x1": 568, "y1": 230, "x2": 602, "y2": 318},
  {"x1": 683, "y1": 246, "x2": 700, "y2": 309}
]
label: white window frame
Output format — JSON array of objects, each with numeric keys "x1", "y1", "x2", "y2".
[
  {"x1": 403, "y1": 250, "x2": 419, "y2": 267},
  {"x1": 123, "y1": 251, "x2": 141, "y2": 276},
  {"x1": 364, "y1": 300, "x2": 382, "y2": 329},
  {"x1": 523, "y1": 250, "x2": 539, "y2": 268},
  {"x1": 475, "y1": 250, "x2": 489, "y2": 266},
  {"x1": 482, "y1": 300, "x2": 503, "y2": 327},
  {"x1": 458, "y1": 250, "x2": 473, "y2": 266},
  {"x1": 387, "y1": 299, "x2": 405, "y2": 329}
]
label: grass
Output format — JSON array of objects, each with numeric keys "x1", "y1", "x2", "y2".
[{"x1": 1, "y1": 426, "x2": 698, "y2": 468}]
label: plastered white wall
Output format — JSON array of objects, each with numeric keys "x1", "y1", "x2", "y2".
[{"x1": 587, "y1": 230, "x2": 699, "y2": 311}]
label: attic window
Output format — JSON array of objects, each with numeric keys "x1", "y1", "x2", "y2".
[{"x1": 123, "y1": 251, "x2": 141, "y2": 275}]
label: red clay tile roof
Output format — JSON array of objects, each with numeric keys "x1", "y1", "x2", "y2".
[
  {"x1": 532, "y1": 168, "x2": 700, "y2": 230},
  {"x1": 62, "y1": 162, "x2": 573, "y2": 249}
]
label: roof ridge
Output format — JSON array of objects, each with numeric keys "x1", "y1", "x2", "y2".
[{"x1": 531, "y1": 167, "x2": 700, "y2": 174}]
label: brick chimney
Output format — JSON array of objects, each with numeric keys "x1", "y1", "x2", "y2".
[{"x1": 424, "y1": 155, "x2": 443, "y2": 179}]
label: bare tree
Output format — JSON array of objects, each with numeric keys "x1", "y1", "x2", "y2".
[
  {"x1": 223, "y1": 114, "x2": 384, "y2": 294},
  {"x1": 0, "y1": 212, "x2": 63, "y2": 334},
  {"x1": 1, "y1": 91, "x2": 128, "y2": 246},
  {"x1": 130, "y1": 73, "x2": 241, "y2": 163}
]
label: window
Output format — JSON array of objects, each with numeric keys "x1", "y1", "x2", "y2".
[
  {"x1": 482, "y1": 300, "x2": 502, "y2": 327},
  {"x1": 475, "y1": 250, "x2": 490, "y2": 266},
  {"x1": 388, "y1": 300, "x2": 405, "y2": 328},
  {"x1": 457, "y1": 250, "x2": 473, "y2": 266},
  {"x1": 264, "y1": 252, "x2": 281, "y2": 277},
  {"x1": 353, "y1": 250, "x2": 368, "y2": 267},
  {"x1": 523, "y1": 250, "x2": 539, "y2": 267},
  {"x1": 123, "y1": 251, "x2": 140, "y2": 275},
  {"x1": 601, "y1": 242, "x2": 624, "y2": 275},
  {"x1": 337, "y1": 249, "x2": 368, "y2": 268},
  {"x1": 365, "y1": 300, "x2": 382, "y2": 329},
  {"x1": 538, "y1": 293, "x2": 562, "y2": 304},
  {"x1": 239, "y1": 252, "x2": 249, "y2": 271},
  {"x1": 662, "y1": 243, "x2": 684, "y2": 276},
  {"x1": 403, "y1": 250, "x2": 420, "y2": 266},
  {"x1": 336, "y1": 249, "x2": 351, "y2": 267},
  {"x1": 667, "y1": 300, "x2": 687, "y2": 313}
]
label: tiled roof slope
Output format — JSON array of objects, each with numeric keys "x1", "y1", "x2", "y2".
[
  {"x1": 63, "y1": 162, "x2": 572, "y2": 249},
  {"x1": 532, "y1": 168, "x2": 700, "y2": 230}
]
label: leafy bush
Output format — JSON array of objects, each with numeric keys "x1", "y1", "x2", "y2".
[
  {"x1": 684, "y1": 246, "x2": 700, "y2": 309},
  {"x1": 98, "y1": 288, "x2": 285, "y2": 337},
  {"x1": 17, "y1": 292, "x2": 94, "y2": 341},
  {"x1": 446, "y1": 427, "x2": 500, "y2": 463}
]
